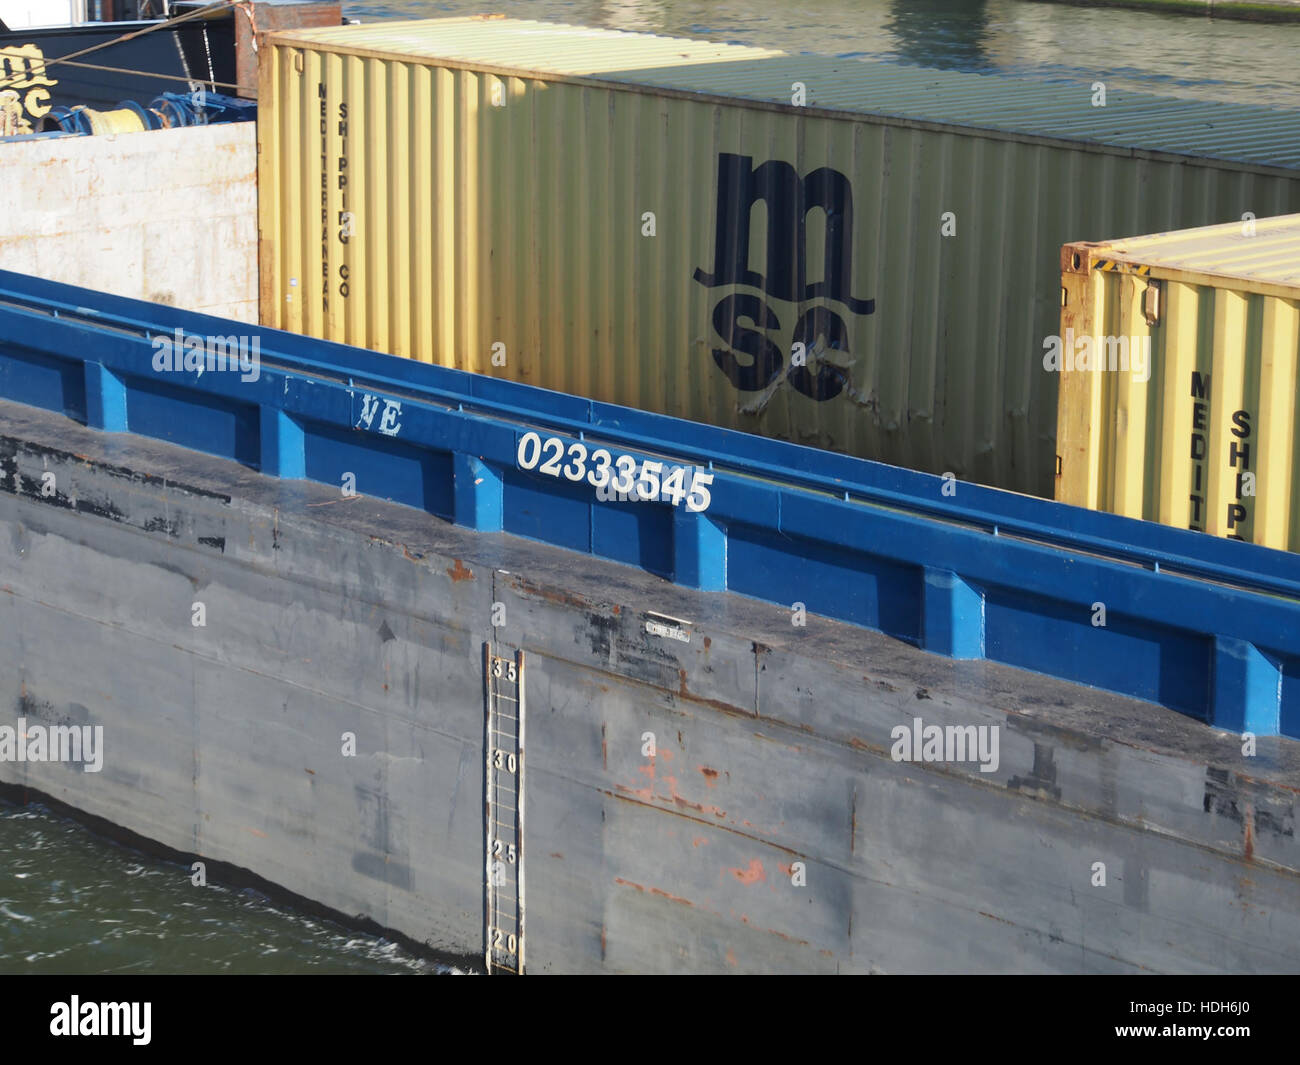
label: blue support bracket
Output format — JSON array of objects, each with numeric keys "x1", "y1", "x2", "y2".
[
  {"x1": 259, "y1": 408, "x2": 305, "y2": 478},
  {"x1": 83, "y1": 363, "x2": 127, "y2": 431},
  {"x1": 454, "y1": 452, "x2": 503, "y2": 532},
  {"x1": 922, "y1": 568, "x2": 985, "y2": 659},
  {"x1": 672, "y1": 507, "x2": 726, "y2": 591},
  {"x1": 1212, "y1": 637, "x2": 1281, "y2": 736}
]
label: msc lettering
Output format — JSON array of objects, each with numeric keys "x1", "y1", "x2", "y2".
[{"x1": 695, "y1": 152, "x2": 875, "y2": 401}]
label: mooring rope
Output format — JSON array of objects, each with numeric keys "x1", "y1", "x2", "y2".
[{"x1": 0, "y1": 0, "x2": 239, "y2": 92}]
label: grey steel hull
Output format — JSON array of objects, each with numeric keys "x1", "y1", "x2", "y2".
[{"x1": 2, "y1": 397, "x2": 1297, "y2": 973}]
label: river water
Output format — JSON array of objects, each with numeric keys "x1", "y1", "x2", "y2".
[
  {"x1": 346, "y1": 0, "x2": 1300, "y2": 109},
  {"x1": 0, "y1": 801, "x2": 453, "y2": 974},
  {"x1": 5, "y1": 0, "x2": 1297, "y2": 976}
]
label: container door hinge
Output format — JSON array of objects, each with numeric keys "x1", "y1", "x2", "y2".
[{"x1": 1143, "y1": 281, "x2": 1162, "y2": 326}]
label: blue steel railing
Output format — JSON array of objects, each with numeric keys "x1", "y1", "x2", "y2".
[{"x1": 1, "y1": 270, "x2": 1298, "y2": 737}]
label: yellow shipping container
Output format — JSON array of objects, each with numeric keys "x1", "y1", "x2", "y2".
[
  {"x1": 1057, "y1": 214, "x2": 1300, "y2": 550},
  {"x1": 258, "y1": 17, "x2": 1300, "y2": 496}
]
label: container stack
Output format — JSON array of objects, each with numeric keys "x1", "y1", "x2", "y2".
[{"x1": 257, "y1": 17, "x2": 1300, "y2": 498}]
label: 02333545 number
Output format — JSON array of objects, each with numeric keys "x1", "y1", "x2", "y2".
[{"x1": 516, "y1": 431, "x2": 713, "y2": 513}]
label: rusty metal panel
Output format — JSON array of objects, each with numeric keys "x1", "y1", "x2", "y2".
[
  {"x1": 1057, "y1": 214, "x2": 1300, "y2": 551},
  {"x1": 234, "y1": 0, "x2": 340, "y2": 100},
  {"x1": 257, "y1": 17, "x2": 1300, "y2": 496}
]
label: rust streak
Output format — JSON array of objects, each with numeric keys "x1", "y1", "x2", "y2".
[
  {"x1": 446, "y1": 558, "x2": 474, "y2": 582},
  {"x1": 612, "y1": 876, "x2": 693, "y2": 905},
  {"x1": 615, "y1": 782, "x2": 657, "y2": 802},
  {"x1": 649, "y1": 886, "x2": 693, "y2": 907},
  {"x1": 677, "y1": 668, "x2": 751, "y2": 717},
  {"x1": 978, "y1": 911, "x2": 1015, "y2": 926},
  {"x1": 602, "y1": 788, "x2": 803, "y2": 858},
  {"x1": 672, "y1": 792, "x2": 727, "y2": 819},
  {"x1": 698, "y1": 766, "x2": 720, "y2": 787},
  {"x1": 514, "y1": 578, "x2": 591, "y2": 610}
]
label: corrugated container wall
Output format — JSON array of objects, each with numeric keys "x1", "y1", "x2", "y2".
[
  {"x1": 1057, "y1": 214, "x2": 1300, "y2": 551},
  {"x1": 258, "y1": 18, "x2": 1300, "y2": 497}
]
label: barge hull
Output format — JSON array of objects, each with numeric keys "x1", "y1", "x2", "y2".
[{"x1": 3, "y1": 397, "x2": 1299, "y2": 973}]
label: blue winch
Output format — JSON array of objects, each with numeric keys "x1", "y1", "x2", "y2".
[{"x1": 34, "y1": 90, "x2": 256, "y2": 135}]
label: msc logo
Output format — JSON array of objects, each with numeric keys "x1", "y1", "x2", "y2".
[
  {"x1": 694, "y1": 152, "x2": 874, "y2": 402},
  {"x1": 0, "y1": 44, "x2": 56, "y2": 132}
]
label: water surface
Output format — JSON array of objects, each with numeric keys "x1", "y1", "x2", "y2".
[
  {"x1": 0, "y1": 801, "x2": 454, "y2": 974},
  {"x1": 345, "y1": 0, "x2": 1300, "y2": 108}
]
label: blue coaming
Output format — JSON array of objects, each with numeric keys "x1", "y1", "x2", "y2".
[{"x1": 1, "y1": 270, "x2": 1298, "y2": 737}]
